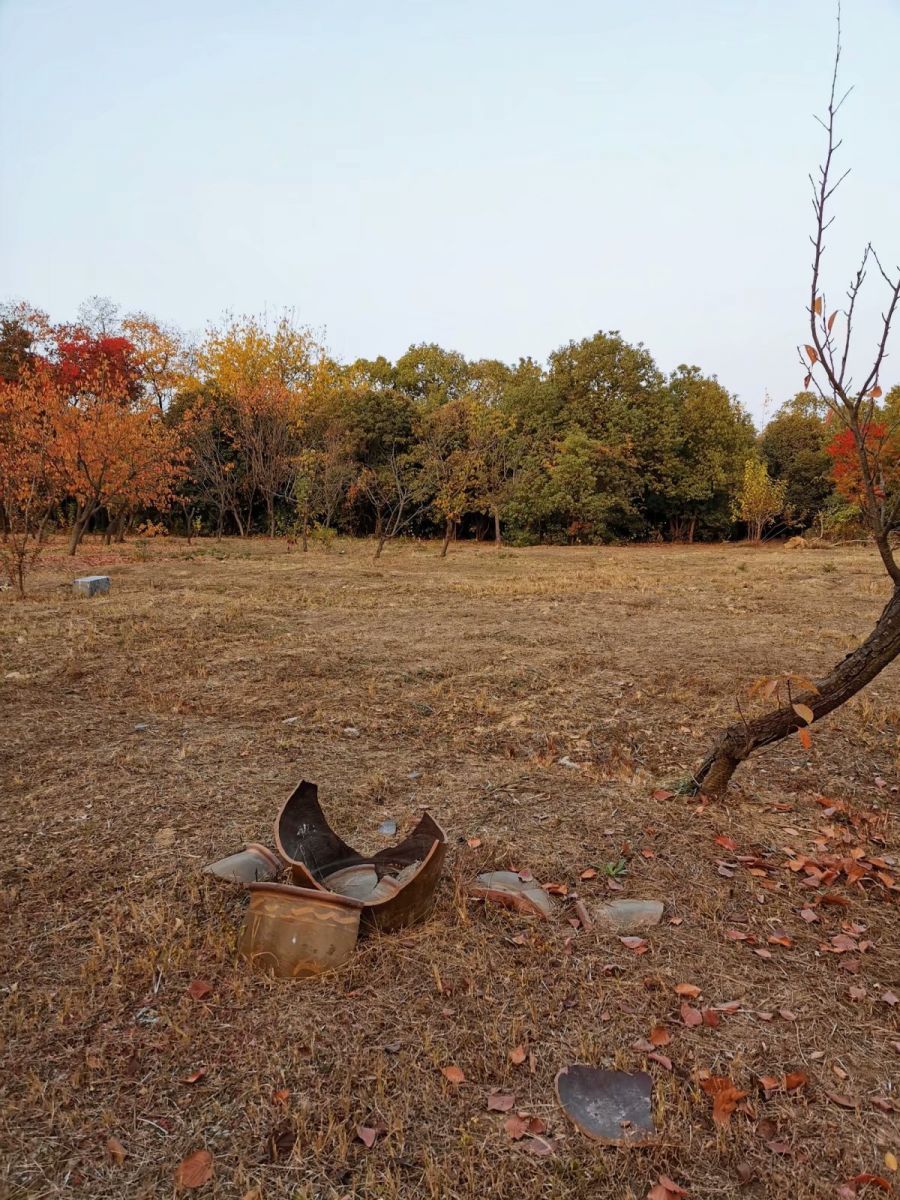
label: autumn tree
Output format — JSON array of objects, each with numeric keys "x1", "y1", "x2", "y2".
[
  {"x1": 695, "y1": 19, "x2": 900, "y2": 795},
  {"x1": 0, "y1": 362, "x2": 64, "y2": 594},
  {"x1": 732, "y1": 458, "x2": 787, "y2": 542}
]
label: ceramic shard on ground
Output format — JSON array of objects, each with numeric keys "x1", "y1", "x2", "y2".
[
  {"x1": 203, "y1": 843, "x2": 284, "y2": 884},
  {"x1": 595, "y1": 899, "x2": 664, "y2": 931},
  {"x1": 468, "y1": 870, "x2": 554, "y2": 919},
  {"x1": 555, "y1": 1066, "x2": 656, "y2": 1145}
]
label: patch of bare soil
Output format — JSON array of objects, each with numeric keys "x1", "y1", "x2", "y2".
[{"x1": 0, "y1": 537, "x2": 897, "y2": 1199}]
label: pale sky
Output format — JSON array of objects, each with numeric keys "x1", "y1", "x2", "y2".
[{"x1": 2, "y1": 0, "x2": 899, "y2": 424}]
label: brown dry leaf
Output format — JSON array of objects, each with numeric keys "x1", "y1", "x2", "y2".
[
  {"x1": 520, "y1": 1135, "x2": 556, "y2": 1156},
  {"x1": 466, "y1": 837, "x2": 482, "y2": 849},
  {"x1": 580, "y1": 868, "x2": 597, "y2": 880},
  {"x1": 272, "y1": 1088, "x2": 290, "y2": 1104},
  {"x1": 758, "y1": 1075, "x2": 781, "y2": 1092},
  {"x1": 714, "y1": 834, "x2": 738, "y2": 851},
  {"x1": 356, "y1": 1125, "x2": 378, "y2": 1148},
  {"x1": 800, "y1": 908, "x2": 819, "y2": 923},
  {"x1": 883, "y1": 991, "x2": 899, "y2": 1007},
  {"x1": 792, "y1": 702, "x2": 814, "y2": 725},
  {"x1": 805, "y1": 344, "x2": 818, "y2": 364},
  {"x1": 850, "y1": 1174, "x2": 891, "y2": 1193},
  {"x1": 814, "y1": 295, "x2": 823, "y2": 315},
  {"x1": 504, "y1": 1114, "x2": 528, "y2": 1140},
  {"x1": 509, "y1": 1044, "x2": 527, "y2": 1065},
  {"x1": 652, "y1": 788, "x2": 675, "y2": 801},
  {"x1": 884, "y1": 1151, "x2": 898, "y2": 1172},
  {"x1": 701, "y1": 1075, "x2": 748, "y2": 1126},
  {"x1": 872, "y1": 1098, "x2": 896, "y2": 1113},
  {"x1": 182, "y1": 1068, "x2": 207, "y2": 1085},
  {"x1": 442, "y1": 1065, "x2": 465, "y2": 1084},
  {"x1": 175, "y1": 1149, "x2": 214, "y2": 1189},
  {"x1": 702, "y1": 1008, "x2": 721, "y2": 1028},
  {"x1": 648, "y1": 1175, "x2": 689, "y2": 1200},
  {"x1": 186, "y1": 980, "x2": 212, "y2": 1001},
  {"x1": 241, "y1": 1189, "x2": 262, "y2": 1200},
  {"x1": 681, "y1": 1003, "x2": 703, "y2": 1027},
  {"x1": 487, "y1": 1092, "x2": 516, "y2": 1112},
  {"x1": 784, "y1": 1071, "x2": 809, "y2": 1091},
  {"x1": 648, "y1": 1052, "x2": 673, "y2": 1071},
  {"x1": 106, "y1": 1136, "x2": 127, "y2": 1165},
  {"x1": 827, "y1": 311, "x2": 837, "y2": 332},
  {"x1": 650, "y1": 1024, "x2": 671, "y2": 1046},
  {"x1": 825, "y1": 1092, "x2": 857, "y2": 1109},
  {"x1": 768, "y1": 933, "x2": 792, "y2": 948},
  {"x1": 798, "y1": 726, "x2": 812, "y2": 750},
  {"x1": 620, "y1": 935, "x2": 649, "y2": 954},
  {"x1": 675, "y1": 983, "x2": 701, "y2": 998},
  {"x1": 725, "y1": 929, "x2": 750, "y2": 941}
]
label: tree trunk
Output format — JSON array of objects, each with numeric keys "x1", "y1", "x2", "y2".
[
  {"x1": 687, "y1": 515, "x2": 697, "y2": 544},
  {"x1": 695, "y1": 584, "x2": 900, "y2": 795},
  {"x1": 267, "y1": 496, "x2": 275, "y2": 538},
  {"x1": 68, "y1": 502, "x2": 94, "y2": 555},
  {"x1": 440, "y1": 518, "x2": 453, "y2": 558},
  {"x1": 302, "y1": 519, "x2": 308, "y2": 553},
  {"x1": 374, "y1": 534, "x2": 387, "y2": 559},
  {"x1": 494, "y1": 509, "x2": 502, "y2": 549}
]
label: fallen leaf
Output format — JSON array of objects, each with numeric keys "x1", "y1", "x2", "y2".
[
  {"x1": 580, "y1": 868, "x2": 597, "y2": 880},
  {"x1": 872, "y1": 1097, "x2": 896, "y2": 1113},
  {"x1": 487, "y1": 1092, "x2": 516, "y2": 1112},
  {"x1": 850, "y1": 1175, "x2": 891, "y2": 1193},
  {"x1": 883, "y1": 991, "x2": 898, "y2": 1007},
  {"x1": 175, "y1": 1149, "x2": 214, "y2": 1189},
  {"x1": 272, "y1": 1088, "x2": 290, "y2": 1104},
  {"x1": 650, "y1": 1024, "x2": 671, "y2": 1046},
  {"x1": 504, "y1": 1114, "x2": 528, "y2": 1140},
  {"x1": 793, "y1": 702, "x2": 814, "y2": 725},
  {"x1": 355, "y1": 1125, "x2": 378, "y2": 1148},
  {"x1": 675, "y1": 983, "x2": 702, "y2": 998},
  {"x1": 798, "y1": 726, "x2": 812, "y2": 750},
  {"x1": 758, "y1": 1075, "x2": 781, "y2": 1092},
  {"x1": 726, "y1": 929, "x2": 750, "y2": 941},
  {"x1": 182, "y1": 1068, "x2": 207, "y2": 1085},
  {"x1": 186, "y1": 980, "x2": 212, "y2": 1001},
  {"x1": 652, "y1": 789, "x2": 675, "y2": 801},
  {"x1": 784, "y1": 1071, "x2": 809, "y2": 1091},
  {"x1": 509, "y1": 1044, "x2": 527, "y2": 1065},
  {"x1": 779, "y1": 1009, "x2": 797, "y2": 1021},
  {"x1": 800, "y1": 908, "x2": 819, "y2": 923},
  {"x1": 701, "y1": 1075, "x2": 748, "y2": 1126},
  {"x1": 715, "y1": 834, "x2": 738, "y2": 851},
  {"x1": 680, "y1": 1003, "x2": 703, "y2": 1027},
  {"x1": 466, "y1": 837, "x2": 482, "y2": 849},
  {"x1": 767, "y1": 933, "x2": 792, "y2": 948},
  {"x1": 519, "y1": 1134, "x2": 556, "y2": 1156},
  {"x1": 648, "y1": 1052, "x2": 673, "y2": 1071},
  {"x1": 442, "y1": 1065, "x2": 465, "y2": 1084},
  {"x1": 106, "y1": 1136, "x2": 127, "y2": 1165},
  {"x1": 620, "y1": 936, "x2": 648, "y2": 953},
  {"x1": 885, "y1": 1152, "x2": 898, "y2": 1172},
  {"x1": 267, "y1": 1122, "x2": 296, "y2": 1162},
  {"x1": 825, "y1": 1092, "x2": 857, "y2": 1109},
  {"x1": 702, "y1": 1008, "x2": 721, "y2": 1028}
]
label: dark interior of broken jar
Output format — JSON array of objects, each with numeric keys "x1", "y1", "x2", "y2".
[{"x1": 276, "y1": 781, "x2": 443, "y2": 904}]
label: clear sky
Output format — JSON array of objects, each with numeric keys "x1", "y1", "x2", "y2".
[{"x1": 2, "y1": 0, "x2": 899, "y2": 423}]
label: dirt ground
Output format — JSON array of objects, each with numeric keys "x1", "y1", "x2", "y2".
[{"x1": 1, "y1": 536, "x2": 898, "y2": 1200}]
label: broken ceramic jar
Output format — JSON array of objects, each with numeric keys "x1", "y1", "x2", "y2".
[
  {"x1": 239, "y1": 882, "x2": 364, "y2": 978},
  {"x1": 203, "y1": 843, "x2": 285, "y2": 885},
  {"x1": 555, "y1": 1065, "x2": 656, "y2": 1145},
  {"x1": 468, "y1": 870, "x2": 554, "y2": 919},
  {"x1": 274, "y1": 780, "x2": 447, "y2": 933}
]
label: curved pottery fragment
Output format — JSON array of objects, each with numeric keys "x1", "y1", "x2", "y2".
[
  {"x1": 203, "y1": 843, "x2": 284, "y2": 885},
  {"x1": 555, "y1": 1065, "x2": 656, "y2": 1145},
  {"x1": 274, "y1": 780, "x2": 447, "y2": 933},
  {"x1": 240, "y1": 882, "x2": 363, "y2": 978},
  {"x1": 468, "y1": 871, "x2": 554, "y2": 919}
]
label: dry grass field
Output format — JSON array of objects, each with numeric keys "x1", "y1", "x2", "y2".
[{"x1": 1, "y1": 536, "x2": 898, "y2": 1200}]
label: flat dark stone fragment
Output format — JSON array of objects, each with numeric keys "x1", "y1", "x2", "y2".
[{"x1": 555, "y1": 1065, "x2": 656, "y2": 1145}]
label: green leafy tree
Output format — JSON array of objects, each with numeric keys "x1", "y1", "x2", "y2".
[{"x1": 759, "y1": 393, "x2": 833, "y2": 529}]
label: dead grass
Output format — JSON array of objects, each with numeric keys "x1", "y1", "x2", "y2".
[{"x1": 0, "y1": 536, "x2": 898, "y2": 1200}]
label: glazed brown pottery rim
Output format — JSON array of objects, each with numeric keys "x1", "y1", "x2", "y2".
[
  {"x1": 246, "y1": 881, "x2": 365, "y2": 910},
  {"x1": 244, "y1": 843, "x2": 285, "y2": 872}
]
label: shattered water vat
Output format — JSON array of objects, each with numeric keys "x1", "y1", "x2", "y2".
[
  {"x1": 555, "y1": 1066, "x2": 656, "y2": 1145},
  {"x1": 239, "y1": 882, "x2": 363, "y2": 978},
  {"x1": 203, "y1": 843, "x2": 284, "y2": 885},
  {"x1": 468, "y1": 870, "x2": 554, "y2": 919},
  {"x1": 595, "y1": 899, "x2": 664, "y2": 931},
  {"x1": 274, "y1": 780, "x2": 447, "y2": 933}
]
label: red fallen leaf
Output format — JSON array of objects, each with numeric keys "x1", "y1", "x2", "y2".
[
  {"x1": 767, "y1": 934, "x2": 792, "y2": 948},
  {"x1": 784, "y1": 1071, "x2": 809, "y2": 1091},
  {"x1": 174, "y1": 1149, "x2": 214, "y2": 1189},
  {"x1": 580, "y1": 868, "x2": 597, "y2": 880},
  {"x1": 715, "y1": 834, "x2": 738, "y2": 851},
  {"x1": 652, "y1": 788, "x2": 675, "y2": 801},
  {"x1": 543, "y1": 882, "x2": 568, "y2": 896},
  {"x1": 509, "y1": 1043, "x2": 527, "y2": 1065},
  {"x1": 186, "y1": 980, "x2": 212, "y2": 1001},
  {"x1": 831, "y1": 933, "x2": 858, "y2": 952},
  {"x1": 821, "y1": 892, "x2": 850, "y2": 906},
  {"x1": 680, "y1": 1003, "x2": 703, "y2": 1027},
  {"x1": 650, "y1": 1024, "x2": 671, "y2": 1046},
  {"x1": 466, "y1": 837, "x2": 482, "y2": 849},
  {"x1": 850, "y1": 1175, "x2": 891, "y2": 1192},
  {"x1": 675, "y1": 983, "x2": 702, "y2": 998},
  {"x1": 726, "y1": 929, "x2": 750, "y2": 941},
  {"x1": 648, "y1": 1052, "x2": 673, "y2": 1070},
  {"x1": 487, "y1": 1092, "x2": 516, "y2": 1112},
  {"x1": 356, "y1": 1125, "x2": 378, "y2": 1148},
  {"x1": 272, "y1": 1088, "x2": 290, "y2": 1104},
  {"x1": 799, "y1": 908, "x2": 819, "y2": 923},
  {"x1": 182, "y1": 1068, "x2": 207, "y2": 1085},
  {"x1": 701, "y1": 1075, "x2": 748, "y2": 1126},
  {"x1": 825, "y1": 1091, "x2": 857, "y2": 1108},
  {"x1": 657, "y1": 1175, "x2": 688, "y2": 1197},
  {"x1": 871, "y1": 1097, "x2": 896, "y2": 1113},
  {"x1": 106, "y1": 1136, "x2": 127, "y2": 1165},
  {"x1": 441, "y1": 1065, "x2": 465, "y2": 1084},
  {"x1": 620, "y1": 936, "x2": 648, "y2": 953},
  {"x1": 882, "y1": 991, "x2": 898, "y2": 1006},
  {"x1": 504, "y1": 1114, "x2": 528, "y2": 1140},
  {"x1": 641, "y1": 848, "x2": 656, "y2": 859},
  {"x1": 758, "y1": 1075, "x2": 781, "y2": 1092},
  {"x1": 702, "y1": 1008, "x2": 720, "y2": 1028}
]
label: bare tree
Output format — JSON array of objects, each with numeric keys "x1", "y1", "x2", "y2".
[
  {"x1": 354, "y1": 450, "x2": 428, "y2": 559},
  {"x1": 694, "y1": 13, "x2": 900, "y2": 796}
]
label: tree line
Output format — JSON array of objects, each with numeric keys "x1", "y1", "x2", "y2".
[{"x1": 1, "y1": 296, "x2": 898, "y2": 591}]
